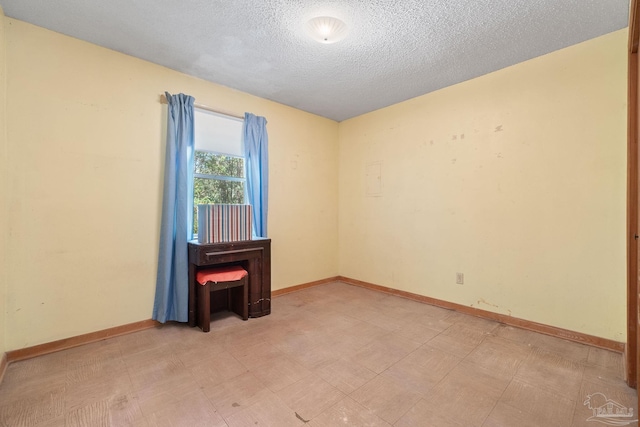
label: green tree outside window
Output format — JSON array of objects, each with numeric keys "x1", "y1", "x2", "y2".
[{"x1": 193, "y1": 151, "x2": 245, "y2": 234}]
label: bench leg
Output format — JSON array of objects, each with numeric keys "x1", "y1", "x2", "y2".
[
  {"x1": 242, "y1": 277, "x2": 248, "y2": 321},
  {"x1": 198, "y1": 283, "x2": 211, "y2": 332}
]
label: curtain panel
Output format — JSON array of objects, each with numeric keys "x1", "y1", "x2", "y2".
[
  {"x1": 243, "y1": 113, "x2": 269, "y2": 238},
  {"x1": 153, "y1": 92, "x2": 195, "y2": 323}
]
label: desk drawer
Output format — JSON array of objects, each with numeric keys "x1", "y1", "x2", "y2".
[
  {"x1": 189, "y1": 241, "x2": 268, "y2": 266},
  {"x1": 197, "y1": 247, "x2": 262, "y2": 265}
]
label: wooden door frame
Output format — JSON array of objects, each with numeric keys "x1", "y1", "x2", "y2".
[{"x1": 627, "y1": 0, "x2": 639, "y2": 390}]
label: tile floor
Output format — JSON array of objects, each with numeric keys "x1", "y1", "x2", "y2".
[{"x1": 0, "y1": 281, "x2": 636, "y2": 426}]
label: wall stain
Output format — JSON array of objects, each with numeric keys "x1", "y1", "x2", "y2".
[
  {"x1": 477, "y1": 298, "x2": 499, "y2": 309},
  {"x1": 476, "y1": 298, "x2": 511, "y2": 316}
]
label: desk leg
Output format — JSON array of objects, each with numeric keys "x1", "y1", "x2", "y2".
[
  {"x1": 188, "y1": 262, "x2": 196, "y2": 327},
  {"x1": 248, "y1": 256, "x2": 270, "y2": 317},
  {"x1": 262, "y1": 245, "x2": 271, "y2": 316},
  {"x1": 247, "y1": 258, "x2": 260, "y2": 318}
]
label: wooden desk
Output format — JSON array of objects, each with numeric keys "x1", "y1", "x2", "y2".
[{"x1": 188, "y1": 238, "x2": 271, "y2": 326}]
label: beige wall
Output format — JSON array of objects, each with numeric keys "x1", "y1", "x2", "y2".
[
  {"x1": 0, "y1": 8, "x2": 6, "y2": 357},
  {"x1": 1, "y1": 17, "x2": 629, "y2": 350},
  {"x1": 339, "y1": 29, "x2": 628, "y2": 342},
  {"x1": 4, "y1": 18, "x2": 339, "y2": 350}
]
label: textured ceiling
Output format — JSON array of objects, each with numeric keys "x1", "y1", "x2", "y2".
[{"x1": 0, "y1": 0, "x2": 630, "y2": 122}]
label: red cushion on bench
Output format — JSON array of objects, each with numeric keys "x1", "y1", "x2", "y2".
[{"x1": 196, "y1": 265, "x2": 248, "y2": 285}]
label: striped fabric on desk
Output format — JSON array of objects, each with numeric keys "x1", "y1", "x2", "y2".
[{"x1": 197, "y1": 204, "x2": 252, "y2": 243}]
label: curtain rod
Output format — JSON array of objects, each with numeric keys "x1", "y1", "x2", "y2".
[{"x1": 159, "y1": 94, "x2": 244, "y2": 120}]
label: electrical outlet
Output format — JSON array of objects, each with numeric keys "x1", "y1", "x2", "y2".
[{"x1": 456, "y1": 273, "x2": 464, "y2": 285}]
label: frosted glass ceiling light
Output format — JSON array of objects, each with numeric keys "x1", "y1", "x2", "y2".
[{"x1": 306, "y1": 16, "x2": 348, "y2": 44}]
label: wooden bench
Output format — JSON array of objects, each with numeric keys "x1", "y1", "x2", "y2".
[{"x1": 195, "y1": 265, "x2": 248, "y2": 332}]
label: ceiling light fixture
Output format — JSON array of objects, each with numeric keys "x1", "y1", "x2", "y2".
[{"x1": 306, "y1": 16, "x2": 348, "y2": 44}]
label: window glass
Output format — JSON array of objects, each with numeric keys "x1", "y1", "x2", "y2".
[
  {"x1": 193, "y1": 109, "x2": 245, "y2": 235},
  {"x1": 195, "y1": 151, "x2": 244, "y2": 178}
]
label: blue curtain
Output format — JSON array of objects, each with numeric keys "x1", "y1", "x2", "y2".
[
  {"x1": 153, "y1": 92, "x2": 195, "y2": 323},
  {"x1": 243, "y1": 113, "x2": 269, "y2": 237}
]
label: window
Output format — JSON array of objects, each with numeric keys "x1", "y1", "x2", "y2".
[{"x1": 193, "y1": 109, "x2": 245, "y2": 234}]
